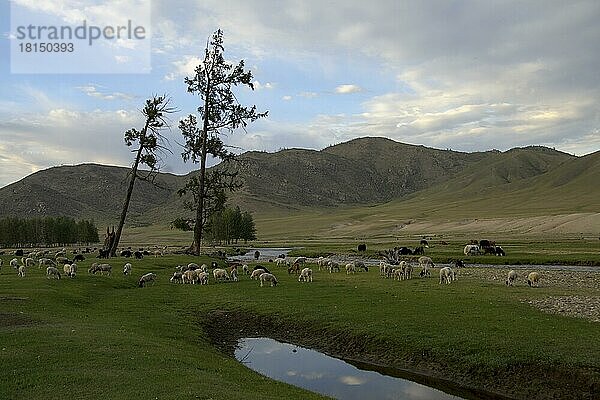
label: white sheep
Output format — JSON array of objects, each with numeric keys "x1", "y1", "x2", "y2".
[
  {"x1": 63, "y1": 263, "x2": 77, "y2": 278},
  {"x1": 298, "y1": 267, "x2": 313, "y2": 282},
  {"x1": 418, "y1": 256, "x2": 434, "y2": 277},
  {"x1": 46, "y1": 266, "x2": 61, "y2": 279},
  {"x1": 506, "y1": 270, "x2": 518, "y2": 286},
  {"x1": 463, "y1": 244, "x2": 480, "y2": 256},
  {"x1": 198, "y1": 271, "x2": 209, "y2": 285},
  {"x1": 138, "y1": 272, "x2": 157, "y2": 287},
  {"x1": 123, "y1": 263, "x2": 132, "y2": 276},
  {"x1": 231, "y1": 268, "x2": 239, "y2": 282},
  {"x1": 22, "y1": 257, "x2": 35, "y2": 267},
  {"x1": 250, "y1": 268, "x2": 266, "y2": 280},
  {"x1": 379, "y1": 261, "x2": 390, "y2": 277},
  {"x1": 96, "y1": 264, "x2": 112, "y2": 276},
  {"x1": 345, "y1": 263, "x2": 356, "y2": 274},
  {"x1": 527, "y1": 272, "x2": 540, "y2": 287},
  {"x1": 275, "y1": 258, "x2": 288, "y2": 267},
  {"x1": 439, "y1": 267, "x2": 455, "y2": 284},
  {"x1": 242, "y1": 264, "x2": 249, "y2": 274},
  {"x1": 17, "y1": 265, "x2": 26, "y2": 277},
  {"x1": 213, "y1": 268, "x2": 230, "y2": 282},
  {"x1": 10, "y1": 258, "x2": 19, "y2": 269},
  {"x1": 170, "y1": 271, "x2": 183, "y2": 283},
  {"x1": 391, "y1": 264, "x2": 405, "y2": 280},
  {"x1": 188, "y1": 262, "x2": 200, "y2": 271},
  {"x1": 199, "y1": 264, "x2": 208, "y2": 273},
  {"x1": 259, "y1": 272, "x2": 278, "y2": 287},
  {"x1": 38, "y1": 258, "x2": 56, "y2": 268},
  {"x1": 182, "y1": 269, "x2": 198, "y2": 284}
]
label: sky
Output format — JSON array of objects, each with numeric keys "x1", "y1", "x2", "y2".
[{"x1": 1, "y1": 0, "x2": 600, "y2": 187}]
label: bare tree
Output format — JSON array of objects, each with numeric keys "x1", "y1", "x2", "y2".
[
  {"x1": 179, "y1": 29, "x2": 267, "y2": 255},
  {"x1": 110, "y1": 95, "x2": 175, "y2": 256}
]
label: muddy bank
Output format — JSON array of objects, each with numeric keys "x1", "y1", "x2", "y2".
[{"x1": 201, "y1": 309, "x2": 599, "y2": 400}]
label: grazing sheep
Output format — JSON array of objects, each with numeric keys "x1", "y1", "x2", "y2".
[
  {"x1": 527, "y1": 272, "x2": 540, "y2": 287},
  {"x1": 138, "y1": 272, "x2": 157, "y2": 287},
  {"x1": 153, "y1": 250, "x2": 162, "y2": 258},
  {"x1": 91, "y1": 264, "x2": 112, "y2": 276},
  {"x1": 231, "y1": 268, "x2": 239, "y2": 282},
  {"x1": 403, "y1": 262, "x2": 414, "y2": 280},
  {"x1": 275, "y1": 258, "x2": 288, "y2": 267},
  {"x1": 123, "y1": 263, "x2": 132, "y2": 276},
  {"x1": 170, "y1": 271, "x2": 183, "y2": 283},
  {"x1": 254, "y1": 265, "x2": 271, "y2": 274},
  {"x1": 182, "y1": 269, "x2": 198, "y2": 284},
  {"x1": 293, "y1": 257, "x2": 307, "y2": 266},
  {"x1": 63, "y1": 263, "x2": 77, "y2": 278},
  {"x1": 439, "y1": 267, "x2": 455, "y2": 284},
  {"x1": 298, "y1": 267, "x2": 313, "y2": 282},
  {"x1": 242, "y1": 264, "x2": 249, "y2": 275},
  {"x1": 10, "y1": 258, "x2": 19, "y2": 269},
  {"x1": 56, "y1": 256, "x2": 71, "y2": 265},
  {"x1": 198, "y1": 271, "x2": 209, "y2": 285},
  {"x1": 213, "y1": 268, "x2": 230, "y2": 282},
  {"x1": 22, "y1": 257, "x2": 36, "y2": 267},
  {"x1": 355, "y1": 261, "x2": 368, "y2": 272},
  {"x1": 287, "y1": 263, "x2": 299, "y2": 274},
  {"x1": 463, "y1": 244, "x2": 480, "y2": 256},
  {"x1": 418, "y1": 256, "x2": 434, "y2": 277},
  {"x1": 327, "y1": 260, "x2": 340, "y2": 273},
  {"x1": 379, "y1": 261, "x2": 390, "y2": 277},
  {"x1": 259, "y1": 272, "x2": 278, "y2": 287},
  {"x1": 38, "y1": 258, "x2": 56, "y2": 268},
  {"x1": 506, "y1": 270, "x2": 518, "y2": 286},
  {"x1": 345, "y1": 263, "x2": 356, "y2": 274},
  {"x1": 250, "y1": 268, "x2": 266, "y2": 280},
  {"x1": 391, "y1": 262, "x2": 406, "y2": 280},
  {"x1": 17, "y1": 265, "x2": 26, "y2": 277},
  {"x1": 46, "y1": 266, "x2": 61, "y2": 279}
]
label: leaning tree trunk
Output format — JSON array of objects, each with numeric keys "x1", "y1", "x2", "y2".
[{"x1": 110, "y1": 126, "x2": 148, "y2": 257}]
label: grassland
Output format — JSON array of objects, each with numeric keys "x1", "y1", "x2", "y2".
[{"x1": 1, "y1": 247, "x2": 599, "y2": 400}]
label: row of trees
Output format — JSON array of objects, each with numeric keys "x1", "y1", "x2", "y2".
[
  {"x1": 0, "y1": 217, "x2": 99, "y2": 247},
  {"x1": 110, "y1": 29, "x2": 265, "y2": 255}
]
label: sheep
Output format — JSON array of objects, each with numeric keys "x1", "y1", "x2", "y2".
[
  {"x1": 242, "y1": 264, "x2": 249, "y2": 275},
  {"x1": 463, "y1": 244, "x2": 480, "y2": 256},
  {"x1": 254, "y1": 265, "x2": 271, "y2": 274},
  {"x1": 293, "y1": 256, "x2": 307, "y2": 266},
  {"x1": 198, "y1": 271, "x2": 210, "y2": 285},
  {"x1": 250, "y1": 268, "x2": 266, "y2": 280},
  {"x1": 17, "y1": 265, "x2": 26, "y2": 277},
  {"x1": 46, "y1": 266, "x2": 61, "y2": 279},
  {"x1": 199, "y1": 264, "x2": 209, "y2": 272},
  {"x1": 391, "y1": 263, "x2": 406, "y2": 280},
  {"x1": 63, "y1": 263, "x2": 76, "y2": 278},
  {"x1": 38, "y1": 258, "x2": 56, "y2": 268},
  {"x1": 418, "y1": 256, "x2": 434, "y2": 277},
  {"x1": 92, "y1": 264, "x2": 112, "y2": 276},
  {"x1": 123, "y1": 263, "x2": 132, "y2": 276},
  {"x1": 259, "y1": 272, "x2": 278, "y2": 287},
  {"x1": 231, "y1": 268, "x2": 239, "y2": 282},
  {"x1": 287, "y1": 263, "x2": 299, "y2": 274},
  {"x1": 355, "y1": 261, "x2": 368, "y2": 272},
  {"x1": 275, "y1": 258, "x2": 288, "y2": 267},
  {"x1": 379, "y1": 261, "x2": 390, "y2": 277},
  {"x1": 170, "y1": 271, "x2": 183, "y2": 283},
  {"x1": 56, "y1": 256, "x2": 71, "y2": 265},
  {"x1": 138, "y1": 272, "x2": 157, "y2": 287},
  {"x1": 213, "y1": 268, "x2": 230, "y2": 282},
  {"x1": 506, "y1": 270, "x2": 518, "y2": 286},
  {"x1": 345, "y1": 263, "x2": 356, "y2": 274},
  {"x1": 182, "y1": 269, "x2": 198, "y2": 284},
  {"x1": 10, "y1": 258, "x2": 19, "y2": 269},
  {"x1": 439, "y1": 267, "x2": 455, "y2": 284},
  {"x1": 188, "y1": 262, "x2": 200, "y2": 271},
  {"x1": 21, "y1": 257, "x2": 35, "y2": 267},
  {"x1": 403, "y1": 262, "x2": 414, "y2": 280},
  {"x1": 327, "y1": 260, "x2": 340, "y2": 273},
  {"x1": 153, "y1": 250, "x2": 162, "y2": 258},
  {"x1": 527, "y1": 272, "x2": 540, "y2": 287},
  {"x1": 298, "y1": 267, "x2": 313, "y2": 282}
]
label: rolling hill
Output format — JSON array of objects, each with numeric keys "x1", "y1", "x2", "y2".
[{"x1": 0, "y1": 137, "x2": 593, "y2": 237}]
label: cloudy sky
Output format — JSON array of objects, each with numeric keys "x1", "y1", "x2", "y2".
[{"x1": 1, "y1": 0, "x2": 599, "y2": 187}]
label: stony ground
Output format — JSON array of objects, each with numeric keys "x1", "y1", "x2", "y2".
[{"x1": 461, "y1": 267, "x2": 600, "y2": 323}]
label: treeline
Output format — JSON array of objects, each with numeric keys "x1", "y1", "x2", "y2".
[
  {"x1": 0, "y1": 216, "x2": 99, "y2": 247},
  {"x1": 206, "y1": 206, "x2": 257, "y2": 244}
]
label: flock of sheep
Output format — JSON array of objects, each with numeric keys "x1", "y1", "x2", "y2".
[{"x1": 0, "y1": 244, "x2": 542, "y2": 289}]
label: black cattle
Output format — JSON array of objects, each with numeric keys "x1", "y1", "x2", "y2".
[
  {"x1": 479, "y1": 239, "x2": 494, "y2": 248},
  {"x1": 397, "y1": 247, "x2": 413, "y2": 255},
  {"x1": 482, "y1": 246, "x2": 496, "y2": 255},
  {"x1": 495, "y1": 246, "x2": 506, "y2": 256},
  {"x1": 277, "y1": 254, "x2": 286, "y2": 259},
  {"x1": 451, "y1": 259, "x2": 465, "y2": 269},
  {"x1": 73, "y1": 254, "x2": 85, "y2": 262},
  {"x1": 143, "y1": 250, "x2": 151, "y2": 256},
  {"x1": 254, "y1": 250, "x2": 260, "y2": 260},
  {"x1": 120, "y1": 250, "x2": 132, "y2": 258},
  {"x1": 420, "y1": 239, "x2": 429, "y2": 248},
  {"x1": 357, "y1": 244, "x2": 367, "y2": 252},
  {"x1": 134, "y1": 251, "x2": 144, "y2": 259},
  {"x1": 15, "y1": 249, "x2": 24, "y2": 256},
  {"x1": 97, "y1": 249, "x2": 109, "y2": 259}
]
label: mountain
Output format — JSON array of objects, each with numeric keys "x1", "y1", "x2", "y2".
[{"x1": 0, "y1": 137, "x2": 583, "y2": 230}]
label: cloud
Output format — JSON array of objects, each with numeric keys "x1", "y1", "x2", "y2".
[
  {"x1": 335, "y1": 84, "x2": 362, "y2": 94},
  {"x1": 252, "y1": 80, "x2": 275, "y2": 90},
  {"x1": 339, "y1": 375, "x2": 367, "y2": 385},
  {"x1": 282, "y1": 95, "x2": 293, "y2": 101},
  {"x1": 76, "y1": 84, "x2": 135, "y2": 101}
]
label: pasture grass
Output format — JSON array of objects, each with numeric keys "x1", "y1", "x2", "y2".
[{"x1": 0, "y1": 252, "x2": 599, "y2": 399}]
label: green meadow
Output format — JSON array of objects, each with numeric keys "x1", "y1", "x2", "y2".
[{"x1": 1, "y1": 246, "x2": 599, "y2": 399}]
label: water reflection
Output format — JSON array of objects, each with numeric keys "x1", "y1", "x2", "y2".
[{"x1": 235, "y1": 337, "x2": 465, "y2": 400}]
